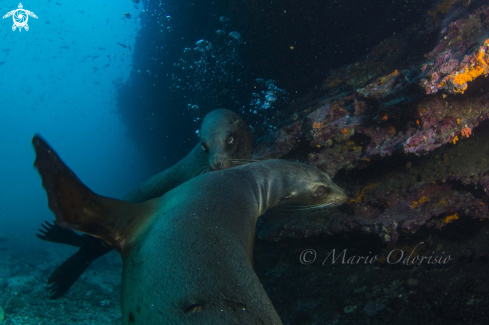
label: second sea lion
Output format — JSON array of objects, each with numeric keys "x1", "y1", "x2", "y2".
[
  {"x1": 33, "y1": 135, "x2": 348, "y2": 324},
  {"x1": 124, "y1": 108, "x2": 253, "y2": 201}
]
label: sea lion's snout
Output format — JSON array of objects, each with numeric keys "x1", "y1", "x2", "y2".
[
  {"x1": 208, "y1": 155, "x2": 231, "y2": 170},
  {"x1": 330, "y1": 188, "x2": 349, "y2": 206},
  {"x1": 209, "y1": 162, "x2": 221, "y2": 171},
  {"x1": 320, "y1": 172, "x2": 348, "y2": 206}
]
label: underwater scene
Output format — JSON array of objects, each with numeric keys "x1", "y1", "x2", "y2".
[{"x1": 1, "y1": 0, "x2": 489, "y2": 324}]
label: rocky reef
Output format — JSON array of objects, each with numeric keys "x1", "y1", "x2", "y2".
[{"x1": 255, "y1": 1, "x2": 489, "y2": 245}]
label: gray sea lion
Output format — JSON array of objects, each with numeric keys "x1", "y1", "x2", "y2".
[
  {"x1": 124, "y1": 108, "x2": 253, "y2": 201},
  {"x1": 33, "y1": 136, "x2": 347, "y2": 325},
  {"x1": 36, "y1": 108, "x2": 252, "y2": 299}
]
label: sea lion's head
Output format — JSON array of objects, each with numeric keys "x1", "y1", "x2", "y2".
[
  {"x1": 287, "y1": 170, "x2": 348, "y2": 209},
  {"x1": 255, "y1": 160, "x2": 348, "y2": 210},
  {"x1": 200, "y1": 109, "x2": 253, "y2": 170}
]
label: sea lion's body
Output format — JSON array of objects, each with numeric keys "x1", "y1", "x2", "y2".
[
  {"x1": 123, "y1": 168, "x2": 281, "y2": 324},
  {"x1": 33, "y1": 137, "x2": 348, "y2": 324}
]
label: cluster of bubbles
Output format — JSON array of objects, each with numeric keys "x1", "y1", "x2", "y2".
[
  {"x1": 170, "y1": 23, "x2": 288, "y2": 135},
  {"x1": 170, "y1": 28, "x2": 245, "y2": 120},
  {"x1": 139, "y1": 0, "x2": 172, "y2": 33},
  {"x1": 246, "y1": 78, "x2": 288, "y2": 131},
  {"x1": 250, "y1": 79, "x2": 287, "y2": 112}
]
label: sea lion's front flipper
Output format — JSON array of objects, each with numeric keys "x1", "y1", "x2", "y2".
[
  {"x1": 32, "y1": 135, "x2": 156, "y2": 253},
  {"x1": 36, "y1": 220, "x2": 85, "y2": 247}
]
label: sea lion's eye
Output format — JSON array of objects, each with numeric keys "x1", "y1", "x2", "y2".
[
  {"x1": 316, "y1": 186, "x2": 328, "y2": 196},
  {"x1": 226, "y1": 136, "x2": 234, "y2": 145},
  {"x1": 201, "y1": 143, "x2": 208, "y2": 152}
]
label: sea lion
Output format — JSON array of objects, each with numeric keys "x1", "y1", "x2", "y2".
[
  {"x1": 124, "y1": 108, "x2": 253, "y2": 201},
  {"x1": 33, "y1": 135, "x2": 348, "y2": 325},
  {"x1": 36, "y1": 108, "x2": 252, "y2": 299}
]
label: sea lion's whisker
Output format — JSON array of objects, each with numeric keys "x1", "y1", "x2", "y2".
[
  {"x1": 199, "y1": 166, "x2": 210, "y2": 175},
  {"x1": 231, "y1": 158, "x2": 261, "y2": 162},
  {"x1": 192, "y1": 165, "x2": 209, "y2": 178},
  {"x1": 229, "y1": 158, "x2": 260, "y2": 167},
  {"x1": 222, "y1": 158, "x2": 231, "y2": 170},
  {"x1": 281, "y1": 202, "x2": 334, "y2": 211}
]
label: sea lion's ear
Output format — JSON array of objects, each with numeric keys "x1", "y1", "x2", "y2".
[
  {"x1": 280, "y1": 192, "x2": 296, "y2": 200},
  {"x1": 32, "y1": 135, "x2": 156, "y2": 254},
  {"x1": 234, "y1": 117, "x2": 245, "y2": 129}
]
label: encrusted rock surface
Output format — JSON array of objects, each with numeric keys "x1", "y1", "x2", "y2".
[{"x1": 255, "y1": 2, "x2": 489, "y2": 244}]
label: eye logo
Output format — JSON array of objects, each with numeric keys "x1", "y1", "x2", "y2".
[{"x1": 3, "y1": 3, "x2": 38, "y2": 32}]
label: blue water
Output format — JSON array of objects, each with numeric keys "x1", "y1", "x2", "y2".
[{"x1": 0, "y1": 1, "x2": 147, "y2": 247}]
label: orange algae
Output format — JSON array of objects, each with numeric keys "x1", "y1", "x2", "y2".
[
  {"x1": 349, "y1": 182, "x2": 380, "y2": 204},
  {"x1": 450, "y1": 39, "x2": 489, "y2": 93},
  {"x1": 452, "y1": 65, "x2": 485, "y2": 87},
  {"x1": 366, "y1": 70, "x2": 400, "y2": 88},
  {"x1": 313, "y1": 122, "x2": 321, "y2": 129},
  {"x1": 387, "y1": 126, "x2": 396, "y2": 134},
  {"x1": 409, "y1": 196, "x2": 429, "y2": 209},
  {"x1": 429, "y1": 0, "x2": 462, "y2": 17},
  {"x1": 461, "y1": 127, "x2": 471, "y2": 138},
  {"x1": 451, "y1": 135, "x2": 459, "y2": 144},
  {"x1": 442, "y1": 213, "x2": 459, "y2": 226},
  {"x1": 325, "y1": 77, "x2": 345, "y2": 88},
  {"x1": 436, "y1": 198, "x2": 447, "y2": 206},
  {"x1": 456, "y1": 118, "x2": 460, "y2": 125},
  {"x1": 341, "y1": 128, "x2": 348, "y2": 134}
]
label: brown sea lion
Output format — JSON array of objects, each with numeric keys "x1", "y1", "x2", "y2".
[
  {"x1": 33, "y1": 135, "x2": 348, "y2": 325},
  {"x1": 36, "y1": 108, "x2": 252, "y2": 299}
]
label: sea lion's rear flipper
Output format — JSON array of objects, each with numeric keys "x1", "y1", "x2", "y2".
[
  {"x1": 47, "y1": 235, "x2": 113, "y2": 299},
  {"x1": 47, "y1": 249, "x2": 92, "y2": 299},
  {"x1": 32, "y1": 135, "x2": 156, "y2": 253}
]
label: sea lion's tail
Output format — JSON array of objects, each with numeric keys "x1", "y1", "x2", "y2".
[{"x1": 32, "y1": 135, "x2": 156, "y2": 253}]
